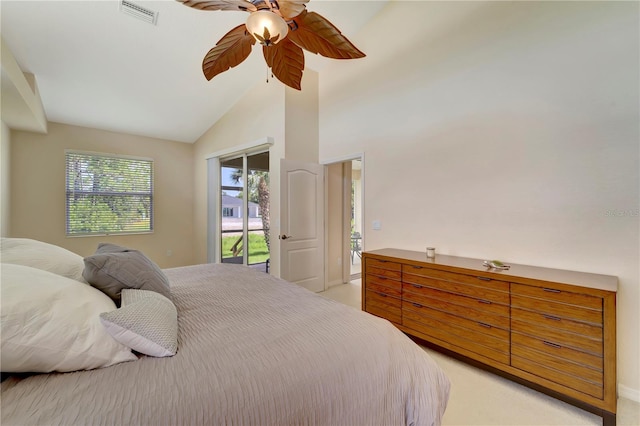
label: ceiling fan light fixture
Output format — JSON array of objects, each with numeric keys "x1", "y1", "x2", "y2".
[
  {"x1": 178, "y1": 0, "x2": 366, "y2": 90},
  {"x1": 246, "y1": 10, "x2": 288, "y2": 46}
]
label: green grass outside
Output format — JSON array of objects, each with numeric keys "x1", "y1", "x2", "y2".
[{"x1": 221, "y1": 233, "x2": 270, "y2": 264}]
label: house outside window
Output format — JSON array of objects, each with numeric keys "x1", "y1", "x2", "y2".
[
  {"x1": 223, "y1": 207, "x2": 234, "y2": 217},
  {"x1": 65, "y1": 151, "x2": 153, "y2": 236}
]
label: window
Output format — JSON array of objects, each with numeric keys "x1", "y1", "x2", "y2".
[
  {"x1": 219, "y1": 151, "x2": 270, "y2": 268},
  {"x1": 65, "y1": 151, "x2": 153, "y2": 236}
]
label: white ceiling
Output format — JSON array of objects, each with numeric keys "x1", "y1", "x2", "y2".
[{"x1": 1, "y1": 0, "x2": 387, "y2": 143}]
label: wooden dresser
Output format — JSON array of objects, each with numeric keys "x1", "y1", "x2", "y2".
[{"x1": 362, "y1": 249, "x2": 618, "y2": 426}]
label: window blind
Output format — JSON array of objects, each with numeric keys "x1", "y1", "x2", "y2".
[{"x1": 65, "y1": 151, "x2": 153, "y2": 235}]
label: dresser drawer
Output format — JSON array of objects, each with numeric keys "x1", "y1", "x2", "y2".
[
  {"x1": 402, "y1": 307, "x2": 510, "y2": 365},
  {"x1": 366, "y1": 278, "x2": 402, "y2": 298},
  {"x1": 403, "y1": 300, "x2": 509, "y2": 342},
  {"x1": 403, "y1": 264, "x2": 510, "y2": 292},
  {"x1": 403, "y1": 282, "x2": 509, "y2": 317},
  {"x1": 512, "y1": 345, "x2": 603, "y2": 385},
  {"x1": 511, "y1": 332, "x2": 602, "y2": 371},
  {"x1": 367, "y1": 305, "x2": 401, "y2": 324},
  {"x1": 403, "y1": 272, "x2": 509, "y2": 305},
  {"x1": 402, "y1": 272, "x2": 509, "y2": 305},
  {"x1": 511, "y1": 318, "x2": 602, "y2": 356},
  {"x1": 366, "y1": 274, "x2": 402, "y2": 290},
  {"x1": 403, "y1": 290, "x2": 510, "y2": 330},
  {"x1": 365, "y1": 265, "x2": 402, "y2": 280},
  {"x1": 512, "y1": 354, "x2": 603, "y2": 399},
  {"x1": 367, "y1": 258, "x2": 401, "y2": 272},
  {"x1": 512, "y1": 307, "x2": 602, "y2": 340},
  {"x1": 366, "y1": 291, "x2": 401, "y2": 324},
  {"x1": 511, "y1": 283, "x2": 602, "y2": 310},
  {"x1": 365, "y1": 291, "x2": 401, "y2": 317},
  {"x1": 512, "y1": 294, "x2": 602, "y2": 325}
]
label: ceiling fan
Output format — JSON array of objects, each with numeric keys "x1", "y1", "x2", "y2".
[{"x1": 177, "y1": 0, "x2": 365, "y2": 90}]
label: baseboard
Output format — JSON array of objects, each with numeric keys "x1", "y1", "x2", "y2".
[
  {"x1": 619, "y1": 384, "x2": 640, "y2": 403},
  {"x1": 325, "y1": 279, "x2": 345, "y2": 289}
]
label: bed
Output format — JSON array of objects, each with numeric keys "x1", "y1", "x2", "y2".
[{"x1": 1, "y1": 239, "x2": 450, "y2": 425}]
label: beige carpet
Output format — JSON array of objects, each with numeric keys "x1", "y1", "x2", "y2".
[{"x1": 320, "y1": 282, "x2": 640, "y2": 426}]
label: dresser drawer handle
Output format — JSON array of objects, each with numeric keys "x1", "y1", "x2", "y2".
[
  {"x1": 412, "y1": 303, "x2": 422, "y2": 308},
  {"x1": 543, "y1": 341, "x2": 562, "y2": 349},
  {"x1": 412, "y1": 265, "x2": 423, "y2": 269},
  {"x1": 477, "y1": 276, "x2": 492, "y2": 281},
  {"x1": 378, "y1": 260, "x2": 388, "y2": 263},
  {"x1": 477, "y1": 299, "x2": 492, "y2": 305},
  {"x1": 543, "y1": 288, "x2": 561, "y2": 293},
  {"x1": 543, "y1": 314, "x2": 561, "y2": 321},
  {"x1": 412, "y1": 284, "x2": 423, "y2": 289},
  {"x1": 478, "y1": 322, "x2": 492, "y2": 328},
  {"x1": 379, "y1": 293, "x2": 387, "y2": 298}
]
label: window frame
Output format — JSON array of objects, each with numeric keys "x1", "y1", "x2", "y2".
[{"x1": 65, "y1": 150, "x2": 154, "y2": 237}]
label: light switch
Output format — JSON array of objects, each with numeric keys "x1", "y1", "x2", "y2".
[{"x1": 372, "y1": 220, "x2": 381, "y2": 230}]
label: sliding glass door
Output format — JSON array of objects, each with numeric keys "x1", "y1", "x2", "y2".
[{"x1": 219, "y1": 151, "x2": 270, "y2": 271}]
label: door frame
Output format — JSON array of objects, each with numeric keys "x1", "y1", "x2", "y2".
[
  {"x1": 321, "y1": 152, "x2": 365, "y2": 285},
  {"x1": 206, "y1": 137, "x2": 274, "y2": 264}
]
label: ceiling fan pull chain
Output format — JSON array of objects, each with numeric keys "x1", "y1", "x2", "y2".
[{"x1": 265, "y1": 66, "x2": 274, "y2": 84}]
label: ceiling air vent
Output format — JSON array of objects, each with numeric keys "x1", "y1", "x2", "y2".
[{"x1": 120, "y1": 0, "x2": 159, "y2": 25}]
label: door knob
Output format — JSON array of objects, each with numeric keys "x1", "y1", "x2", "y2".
[{"x1": 279, "y1": 234, "x2": 292, "y2": 240}]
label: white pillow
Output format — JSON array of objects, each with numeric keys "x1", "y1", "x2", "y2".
[
  {"x1": 0, "y1": 237, "x2": 87, "y2": 283},
  {"x1": 1, "y1": 264, "x2": 138, "y2": 373},
  {"x1": 100, "y1": 289, "x2": 178, "y2": 357}
]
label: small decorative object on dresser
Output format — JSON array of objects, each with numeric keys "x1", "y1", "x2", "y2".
[
  {"x1": 483, "y1": 259, "x2": 510, "y2": 270},
  {"x1": 362, "y1": 248, "x2": 618, "y2": 426}
]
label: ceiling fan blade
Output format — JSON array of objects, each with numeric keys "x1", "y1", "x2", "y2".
[
  {"x1": 276, "y1": 0, "x2": 309, "y2": 20},
  {"x1": 288, "y1": 10, "x2": 365, "y2": 60},
  {"x1": 202, "y1": 24, "x2": 256, "y2": 81},
  {"x1": 176, "y1": 0, "x2": 256, "y2": 12},
  {"x1": 263, "y1": 39, "x2": 305, "y2": 90}
]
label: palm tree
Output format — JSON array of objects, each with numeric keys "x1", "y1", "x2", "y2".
[{"x1": 231, "y1": 169, "x2": 270, "y2": 250}]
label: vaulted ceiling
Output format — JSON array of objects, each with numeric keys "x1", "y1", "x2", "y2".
[{"x1": 1, "y1": 0, "x2": 387, "y2": 143}]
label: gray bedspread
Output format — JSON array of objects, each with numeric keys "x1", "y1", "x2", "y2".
[{"x1": 1, "y1": 263, "x2": 450, "y2": 425}]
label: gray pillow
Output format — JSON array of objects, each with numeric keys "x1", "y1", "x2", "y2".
[
  {"x1": 83, "y1": 244, "x2": 171, "y2": 303},
  {"x1": 93, "y1": 242, "x2": 131, "y2": 254},
  {"x1": 100, "y1": 289, "x2": 178, "y2": 357}
]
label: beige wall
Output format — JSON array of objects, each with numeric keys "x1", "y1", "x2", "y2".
[
  {"x1": 1, "y1": 121, "x2": 10, "y2": 236},
  {"x1": 285, "y1": 70, "x2": 319, "y2": 163},
  {"x1": 319, "y1": 1, "x2": 640, "y2": 398},
  {"x1": 10, "y1": 122, "x2": 194, "y2": 268}
]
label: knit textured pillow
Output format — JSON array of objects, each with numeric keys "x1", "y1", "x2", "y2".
[{"x1": 100, "y1": 289, "x2": 178, "y2": 357}]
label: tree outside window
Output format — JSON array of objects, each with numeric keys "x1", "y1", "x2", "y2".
[{"x1": 66, "y1": 151, "x2": 153, "y2": 235}]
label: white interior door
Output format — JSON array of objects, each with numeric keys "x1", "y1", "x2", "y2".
[{"x1": 280, "y1": 159, "x2": 325, "y2": 292}]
